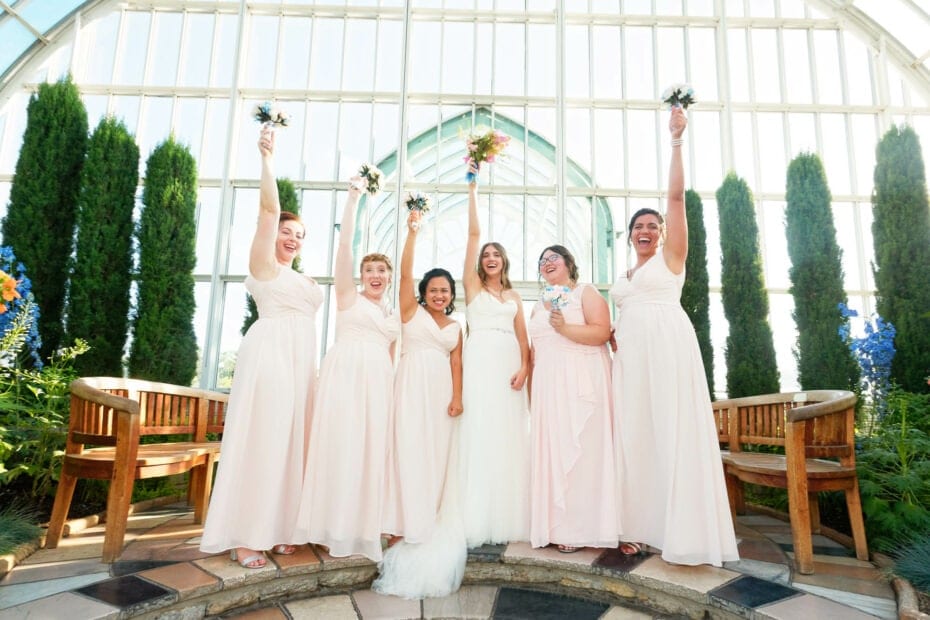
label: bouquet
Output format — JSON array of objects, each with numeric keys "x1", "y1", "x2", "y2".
[
  {"x1": 542, "y1": 285, "x2": 572, "y2": 311},
  {"x1": 253, "y1": 101, "x2": 290, "y2": 128},
  {"x1": 358, "y1": 163, "x2": 382, "y2": 196},
  {"x1": 661, "y1": 83, "x2": 696, "y2": 110},
  {"x1": 404, "y1": 190, "x2": 431, "y2": 231},
  {"x1": 462, "y1": 128, "x2": 511, "y2": 183}
]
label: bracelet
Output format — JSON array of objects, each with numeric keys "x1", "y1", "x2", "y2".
[{"x1": 671, "y1": 138, "x2": 684, "y2": 147}]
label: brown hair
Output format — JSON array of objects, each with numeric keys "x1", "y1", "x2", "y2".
[
  {"x1": 477, "y1": 242, "x2": 512, "y2": 290},
  {"x1": 537, "y1": 244, "x2": 579, "y2": 285},
  {"x1": 360, "y1": 252, "x2": 393, "y2": 273}
]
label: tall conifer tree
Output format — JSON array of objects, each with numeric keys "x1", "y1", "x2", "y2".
[
  {"x1": 716, "y1": 173, "x2": 780, "y2": 397},
  {"x1": 681, "y1": 189, "x2": 715, "y2": 397},
  {"x1": 871, "y1": 126, "x2": 930, "y2": 393},
  {"x1": 785, "y1": 153, "x2": 859, "y2": 391},
  {"x1": 2, "y1": 76, "x2": 87, "y2": 360},
  {"x1": 129, "y1": 137, "x2": 198, "y2": 384},
  {"x1": 67, "y1": 117, "x2": 140, "y2": 376}
]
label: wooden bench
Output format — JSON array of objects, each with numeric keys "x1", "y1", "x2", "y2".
[
  {"x1": 45, "y1": 377, "x2": 228, "y2": 562},
  {"x1": 711, "y1": 390, "x2": 868, "y2": 574}
]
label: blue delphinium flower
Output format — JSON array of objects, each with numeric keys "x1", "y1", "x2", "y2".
[
  {"x1": 0, "y1": 246, "x2": 42, "y2": 368},
  {"x1": 838, "y1": 302, "x2": 895, "y2": 420}
]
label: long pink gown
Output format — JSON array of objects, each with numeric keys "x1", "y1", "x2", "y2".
[
  {"x1": 200, "y1": 266, "x2": 322, "y2": 553},
  {"x1": 527, "y1": 284, "x2": 619, "y2": 549},
  {"x1": 611, "y1": 249, "x2": 738, "y2": 566},
  {"x1": 294, "y1": 294, "x2": 399, "y2": 561}
]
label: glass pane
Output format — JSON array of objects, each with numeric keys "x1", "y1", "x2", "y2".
[
  {"x1": 788, "y1": 112, "x2": 816, "y2": 156},
  {"x1": 343, "y1": 18, "x2": 376, "y2": 91},
  {"x1": 782, "y1": 29, "x2": 812, "y2": 104},
  {"x1": 277, "y1": 17, "x2": 312, "y2": 90},
  {"x1": 211, "y1": 14, "x2": 238, "y2": 88},
  {"x1": 441, "y1": 21, "x2": 473, "y2": 94},
  {"x1": 310, "y1": 19, "x2": 345, "y2": 90},
  {"x1": 812, "y1": 30, "x2": 842, "y2": 105},
  {"x1": 844, "y1": 32, "x2": 874, "y2": 106},
  {"x1": 565, "y1": 107, "x2": 591, "y2": 177},
  {"x1": 624, "y1": 27, "x2": 654, "y2": 100},
  {"x1": 592, "y1": 26, "x2": 622, "y2": 100},
  {"x1": 593, "y1": 108, "x2": 623, "y2": 188},
  {"x1": 495, "y1": 22, "x2": 526, "y2": 97},
  {"x1": 229, "y1": 188, "x2": 259, "y2": 276},
  {"x1": 84, "y1": 12, "x2": 119, "y2": 83},
  {"x1": 217, "y1": 281, "x2": 247, "y2": 388},
  {"x1": 757, "y1": 112, "x2": 785, "y2": 193},
  {"x1": 689, "y1": 28, "x2": 717, "y2": 105},
  {"x1": 656, "y1": 27, "x2": 686, "y2": 97},
  {"x1": 832, "y1": 201, "x2": 861, "y2": 290},
  {"x1": 565, "y1": 25, "x2": 589, "y2": 98},
  {"x1": 115, "y1": 12, "x2": 150, "y2": 86},
  {"x1": 527, "y1": 24, "x2": 556, "y2": 98},
  {"x1": 751, "y1": 29, "x2": 780, "y2": 103},
  {"x1": 409, "y1": 20, "x2": 440, "y2": 92},
  {"x1": 375, "y1": 19, "x2": 403, "y2": 92},
  {"x1": 690, "y1": 110, "x2": 721, "y2": 192},
  {"x1": 769, "y1": 292, "x2": 798, "y2": 391},
  {"x1": 762, "y1": 200, "x2": 789, "y2": 289},
  {"x1": 243, "y1": 15, "x2": 279, "y2": 90},
  {"x1": 179, "y1": 13, "x2": 214, "y2": 88},
  {"x1": 727, "y1": 29, "x2": 750, "y2": 101},
  {"x1": 200, "y1": 98, "x2": 230, "y2": 179},
  {"x1": 821, "y1": 113, "x2": 850, "y2": 195},
  {"x1": 195, "y1": 187, "x2": 221, "y2": 274},
  {"x1": 627, "y1": 110, "x2": 657, "y2": 189},
  {"x1": 731, "y1": 112, "x2": 756, "y2": 188},
  {"x1": 149, "y1": 12, "x2": 182, "y2": 87}
]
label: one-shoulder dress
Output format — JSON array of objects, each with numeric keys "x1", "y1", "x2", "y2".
[
  {"x1": 201, "y1": 266, "x2": 322, "y2": 553},
  {"x1": 610, "y1": 250, "x2": 738, "y2": 566}
]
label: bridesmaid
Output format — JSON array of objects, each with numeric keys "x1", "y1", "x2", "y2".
[
  {"x1": 294, "y1": 176, "x2": 400, "y2": 561},
  {"x1": 200, "y1": 126, "x2": 323, "y2": 568},
  {"x1": 528, "y1": 245, "x2": 619, "y2": 553},
  {"x1": 458, "y1": 160, "x2": 531, "y2": 547},
  {"x1": 375, "y1": 210, "x2": 466, "y2": 599}
]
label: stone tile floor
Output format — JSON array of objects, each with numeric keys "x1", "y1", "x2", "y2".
[{"x1": 0, "y1": 502, "x2": 906, "y2": 619}]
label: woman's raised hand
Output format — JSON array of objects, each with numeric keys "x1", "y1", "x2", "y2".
[
  {"x1": 669, "y1": 106, "x2": 687, "y2": 139},
  {"x1": 258, "y1": 127, "x2": 275, "y2": 158},
  {"x1": 467, "y1": 160, "x2": 479, "y2": 186},
  {"x1": 347, "y1": 175, "x2": 363, "y2": 199},
  {"x1": 407, "y1": 209, "x2": 422, "y2": 233}
]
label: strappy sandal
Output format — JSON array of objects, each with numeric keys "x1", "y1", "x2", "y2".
[
  {"x1": 230, "y1": 548, "x2": 266, "y2": 568},
  {"x1": 271, "y1": 544, "x2": 297, "y2": 555},
  {"x1": 619, "y1": 542, "x2": 643, "y2": 556},
  {"x1": 557, "y1": 544, "x2": 581, "y2": 553}
]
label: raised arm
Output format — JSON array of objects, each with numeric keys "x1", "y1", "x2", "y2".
[
  {"x1": 662, "y1": 106, "x2": 688, "y2": 275},
  {"x1": 462, "y1": 161, "x2": 482, "y2": 302},
  {"x1": 334, "y1": 176, "x2": 364, "y2": 310},
  {"x1": 399, "y1": 210, "x2": 422, "y2": 323},
  {"x1": 248, "y1": 127, "x2": 281, "y2": 280}
]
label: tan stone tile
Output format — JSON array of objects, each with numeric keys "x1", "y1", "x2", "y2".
[
  {"x1": 806, "y1": 558, "x2": 887, "y2": 581},
  {"x1": 0, "y1": 558, "x2": 107, "y2": 585},
  {"x1": 736, "y1": 538, "x2": 789, "y2": 565},
  {"x1": 352, "y1": 589, "x2": 421, "y2": 619},
  {"x1": 193, "y1": 553, "x2": 278, "y2": 587},
  {"x1": 792, "y1": 571, "x2": 895, "y2": 600},
  {"x1": 286, "y1": 595, "x2": 359, "y2": 619},
  {"x1": 139, "y1": 561, "x2": 221, "y2": 599},
  {"x1": 229, "y1": 606, "x2": 288, "y2": 619},
  {"x1": 599, "y1": 606, "x2": 655, "y2": 619},
  {"x1": 759, "y1": 591, "x2": 881, "y2": 619},
  {"x1": 118, "y1": 538, "x2": 214, "y2": 563},
  {"x1": 314, "y1": 546, "x2": 376, "y2": 570},
  {"x1": 0, "y1": 591, "x2": 119, "y2": 620},
  {"x1": 501, "y1": 541, "x2": 603, "y2": 568},
  {"x1": 630, "y1": 555, "x2": 738, "y2": 595},
  {"x1": 423, "y1": 584, "x2": 497, "y2": 619}
]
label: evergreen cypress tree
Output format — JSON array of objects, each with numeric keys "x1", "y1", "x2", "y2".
[
  {"x1": 871, "y1": 126, "x2": 930, "y2": 393},
  {"x1": 67, "y1": 117, "x2": 140, "y2": 376},
  {"x1": 681, "y1": 189, "x2": 715, "y2": 398},
  {"x1": 785, "y1": 153, "x2": 859, "y2": 391},
  {"x1": 241, "y1": 177, "x2": 301, "y2": 335},
  {"x1": 2, "y1": 76, "x2": 88, "y2": 360},
  {"x1": 716, "y1": 172, "x2": 780, "y2": 397},
  {"x1": 129, "y1": 137, "x2": 198, "y2": 385}
]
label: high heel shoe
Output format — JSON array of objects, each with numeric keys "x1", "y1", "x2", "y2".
[{"x1": 230, "y1": 548, "x2": 266, "y2": 568}]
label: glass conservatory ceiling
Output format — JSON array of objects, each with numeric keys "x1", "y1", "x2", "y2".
[{"x1": 2, "y1": 0, "x2": 930, "y2": 97}]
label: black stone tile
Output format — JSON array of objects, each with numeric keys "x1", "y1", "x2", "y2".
[
  {"x1": 467, "y1": 543, "x2": 507, "y2": 563},
  {"x1": 492, "y1": 587, "x2": 608, "y2": 620},
  {"x1": 110, "y1": 560, "x2": 178, "y2": 577},
  {"x1": 76, "y1": 574, "x2": 174, "y2": 609},
  {"x1": 776, "y1": 542, "x2": 855, "y2": 558},
  {"x1": 594, "y1": 547, "x2": 651, "y2": 573},
  {"x1": 709, "y1": 575, "x2": 799, "y2": 609}
]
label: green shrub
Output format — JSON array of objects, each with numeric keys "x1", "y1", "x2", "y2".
[
  {"x1": 0, "y1": 504, "x2": 42, "y2": 554},
  {"x1": 893, "y1": 534, "x2": 930, "y2": 594}
]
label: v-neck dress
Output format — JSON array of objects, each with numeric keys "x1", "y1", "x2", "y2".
[{"x1": 382, "y1": 305, "x2": 462, "y2": 544}]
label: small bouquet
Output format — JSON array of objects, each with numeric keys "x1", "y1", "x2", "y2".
[
  {"x1": 661, "y1": 83, "x2": 696, "y2": 110},
  {"x1": 253, "y1": 101, "x2": 290, "y2": 129},
  {"x1": 0, "y1": 269, "x2": 21, "y2": 314},
  {"x1": 542, "y1": 285, "x2": 572, "y2": 311},
  {"x1": 404, "y1": 190, "x2": 431, "y2": 231},
  {"x1": 357, "y1": 163, "x2": 382, "y2": 196},
  {"x1": 462, "y1": 128, "x2": 511, "y2": 183}
]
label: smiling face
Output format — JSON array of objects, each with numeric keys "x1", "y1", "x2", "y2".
[
  {"x1": 275, "y1": 219, "x2": 305, "y2": 265},
  {"x1": 629, "y1": 211, "x2": 663, "y2": 259},
  {"x1": 360, "y1": 259, "x2": 391, "y2": 300},
  {"x1": 478, "y1": 242, "x2": 511, "y2": 287},
  {"x1": 538, "y1": 249, "x2": 568, "y2": 285},
  {"x1": 423, "y1": 276, "x2": 453, "y2": 313}
]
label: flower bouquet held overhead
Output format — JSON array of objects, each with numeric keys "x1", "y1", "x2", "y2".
[
  {"x1": 253, "y1": 101, "x2": 290, "y2": 132},
  {"x1": 354, "y1": 163, "x2": 382, "y2": 196},
  {"x1": 462, "y1": 128, "x2": 511, "y2": 183},
  {"x1": 661, "y1": 83, "x2": 696, "y2": 110},
  {"x1": 404, "y1": 190, "x2": 431, "y2": 231}
]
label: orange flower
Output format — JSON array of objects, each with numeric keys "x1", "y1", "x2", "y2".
[{"x1": 0, "y1": 269, "x2": 20, "y2": 303}]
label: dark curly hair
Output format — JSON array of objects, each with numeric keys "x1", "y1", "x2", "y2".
[
  {"x1": 418, "y1": 268, "x2": 456, "y2": 315},
  {"x1": 537, "y1": 244, "x2": 579, "y2": 284}
]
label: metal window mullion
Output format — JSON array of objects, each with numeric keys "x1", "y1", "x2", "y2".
[
  {"x1": 110, "y1": 9, "x2": 128, "y2": 96},
  {"x1": 391, "y1": 0, "x2": 414, "y2": 308},
  {"x1": 556, "y1": 0, "x2": 566, "y2": 244},
  {"x1": 715, "y1": 0, "x2": 734, "y2": 173},
  {"x1": 199, "y1": 0, "x2": 249, "y2": 389}
]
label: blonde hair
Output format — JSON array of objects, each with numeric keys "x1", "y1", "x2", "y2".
[{"x1": 360, "y1": 252, "x2": 393, "y2": 273}]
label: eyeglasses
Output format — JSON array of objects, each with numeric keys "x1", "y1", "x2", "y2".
[{"x1": 537, "y1": 254, "x2": 562, "y2": 267}]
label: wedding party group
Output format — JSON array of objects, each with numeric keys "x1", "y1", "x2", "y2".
[{"x1": 198, "y1": 104, "x2": 739, "y2": 601}]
